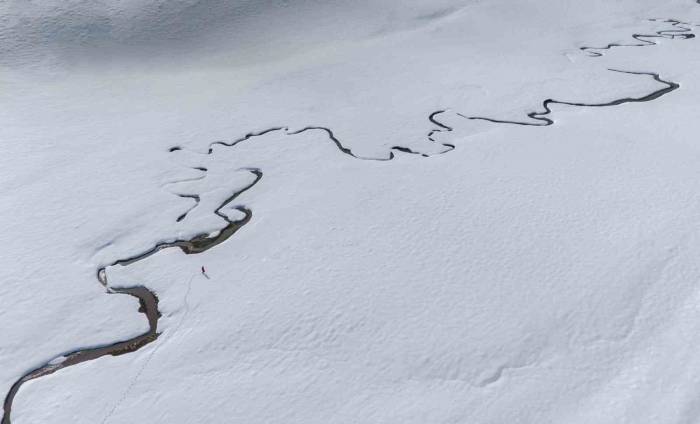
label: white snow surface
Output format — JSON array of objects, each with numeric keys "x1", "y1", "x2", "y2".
[{"x1": 4, "y1": 0, "x2": 700, "y2": 423}]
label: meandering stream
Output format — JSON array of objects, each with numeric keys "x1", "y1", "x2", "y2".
[{"x1": 1, "y1": 18, "x2": 695, "y2": 423}]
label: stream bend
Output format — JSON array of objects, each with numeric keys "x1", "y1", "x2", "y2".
[{"x1": 1, "y1": 171, "x2": 262, "y2": 424}]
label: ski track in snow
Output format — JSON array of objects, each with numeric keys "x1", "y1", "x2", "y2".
[
  {"x1": 2, "y1": 14, "x2": 698, "y2": 424},
  {"x1": 98, "y1": 274, "x2": 196, "y2": 424}
]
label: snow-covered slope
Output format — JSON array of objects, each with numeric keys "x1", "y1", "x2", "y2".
[{"x1": 3, "y1": 1, "x2": 700, "y2": 423}]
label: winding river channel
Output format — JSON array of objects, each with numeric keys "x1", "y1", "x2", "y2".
[{"x1": 1, "y1": 18, "x2": 696, "y2": 423}]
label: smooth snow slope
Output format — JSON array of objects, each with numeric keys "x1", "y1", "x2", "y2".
[{"x1": 3, "y1": 0, "x2": 700, "y2": 423}]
